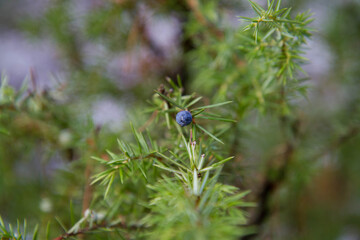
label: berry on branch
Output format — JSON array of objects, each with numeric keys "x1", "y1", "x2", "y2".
[{"x1": 176, "y1": 111, "x2": 192, "y2": 127}]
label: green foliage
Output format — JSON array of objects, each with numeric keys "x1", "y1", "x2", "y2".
[
  {"x1": 0, "y1": 0, "x2": 313, "y2": 238},
  {"x1": 91, "y1": 124, "x2": 159, "y2": 197},
  {"x1": 142, "y1": 177, "x2": 251, "y2": 240},
  {"x1": 0, "y1": 216, "x2": 38, "y2": 240},
  {"x1": 88, "y1": 81, "x2": 253, "y2": 239},
  {"x1": 2, "y1": 0, "x2": 360, "y2": 239},
  {"x1": 240, "y1": 0, "x2": 313, "y2": 89}
]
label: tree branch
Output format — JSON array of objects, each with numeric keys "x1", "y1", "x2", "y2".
[{"x1": 53, "y1": 221, "x2": 140, "y2": 240}]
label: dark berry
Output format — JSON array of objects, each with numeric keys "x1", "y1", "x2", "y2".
[{"x1": 176, "y1": 111, "x2": 192, "y2": 127}]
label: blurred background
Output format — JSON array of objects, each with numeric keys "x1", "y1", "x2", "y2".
[{"x1": 1, "y1": 0, "x2": 360, "y2": 239}]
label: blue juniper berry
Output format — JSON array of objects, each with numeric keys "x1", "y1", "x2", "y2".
[{"x1": 176, "y1": 110, "x2": 192, "y2": 127}]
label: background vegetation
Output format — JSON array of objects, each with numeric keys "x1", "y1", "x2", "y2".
[{"x1": 1, "y1": 0, "x2": 360, "y2": 239}]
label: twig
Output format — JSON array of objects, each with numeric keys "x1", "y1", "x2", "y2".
[{"x1": 52, "y1": 221, "x2": 140, "y2": 240}]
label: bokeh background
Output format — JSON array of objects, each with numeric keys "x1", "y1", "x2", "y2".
[{"x1": 1, "y1": 0, "x2": 360, "y2": 239}]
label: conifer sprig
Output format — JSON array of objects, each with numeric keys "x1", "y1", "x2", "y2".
[
  {"x1": 87, "y1": 79, "x2": 253, "y2": 239},
  {"x1": 0, "y1": 216, "x2": 39, "y2": 240}
]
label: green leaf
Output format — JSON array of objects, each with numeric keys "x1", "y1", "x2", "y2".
[
  {"x1": 242, "y1": 24, "x2": 253, "y2": 32},
  {"x1": 248, "y1": 0, "x2": 265, "y2": 16},
  {"x1": 0, "y1": 215, "x2": 5, "y2": 227},
  {"x1": 262, "y1": 27, "x2": 276, "y2": 41},
  {"x1": 196, "y1": 124, "x2": 224, "y2": 144},
  {"x1": 193, "y1": 169, "x2": 200, "y2": 195},
  {"x1": 55, "y1": 216, "x2": 67, "y2": 232},
  {"x1": 274, "y1": 8, "x2": 287, "y2": 17},
  {"x1": 156, "y1": 152, "x2": 189, "y2": 171},
  {"x1": 119, "y1": 168, "x2": 124, "y2": 184},
  {"x1": 165, "y1": 77, "x2": 178, "y2": 90},
  {"x1": 236, "y1": 190, "x2": 252, "y2": 199},
  {"x1": 282, "y1": 7, "x2": 292, "y2": 18},
  {"x1": 135, "y1": 161, "x2": 147, "y2": 180},
  {"x1": 91, "y1": 168, "x2": 114, "y2": 185},
  {"x1": 32, "y1": 224, "x2": 39, "y2": 240},
  {"x1": 131, "y1": 123, "x2": 143, "y2": 154},
  {"x1": 17, "y1": 220, "x2": 21, "y2": 237},
  {"x1": 164, "y1": 101, "x2": 171, "y2": 129},
  {"x1": 268, "y1": 0, "x2": 276, "y2": 11},
  {"x1": 154, "y1": 163, "x2": 182, "y2": 174},
  {"x1": 131, "y1": 123, "x2": 150, "y2": 153},
  {"x1": 23, "y1": 219, "x2": 27, "y2": 238},
  {"x1": 46, "y1": 221, "x2": 51, "y2": 240},
  {"x1": 281, "y1": 30, "x2": 295, "y2": 38},
  {"x1": 199, "y1": 156, "x2": 234, "y2": 173},
  {"x1": 275, "y1": 0, "x2": 282, "y2": 11},
  {"x1": 191, "y1": 108, "x2": 205, "y2": 117},
  {"x1": 104, "y1": 172, "x2": 115, "y2": 199},
  {"x1": 193, "y1": 101, "x2": 232, "y2": 110},
  {"x1": 238, "y1": 16, "x2": 255, "y2": 21},
  {"x1": 192, "y1": 123, "x2": 197, "y2": 141},
  {"x1": 211, "y1": 156, "x2": 235, "y2": 168},
  {"x1": 155, "y1": 90, "x2": 184, "y2": 109},
  {"x1": 176, "y1": 75, "x2": 183, "y2": 88},
  {"x1": 254, "y1": 23, "x2": 259, "y2": 43},
  {"x1": 106, "y1": 150, "x2": 119, "y2": 160},
  {"x1": 185, "y1": 96, "x2": 202, "y2": 108},
  {"x1": 91, "y1": 156, "x2": 108, "y2": 164},
  {"x1": 199, "y1": 171, "x2": 210, "y2": 194}
]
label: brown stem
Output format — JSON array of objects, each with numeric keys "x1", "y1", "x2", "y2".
[{"x1": 52, "y1": 221, "x2": 140, "y2": 240}]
